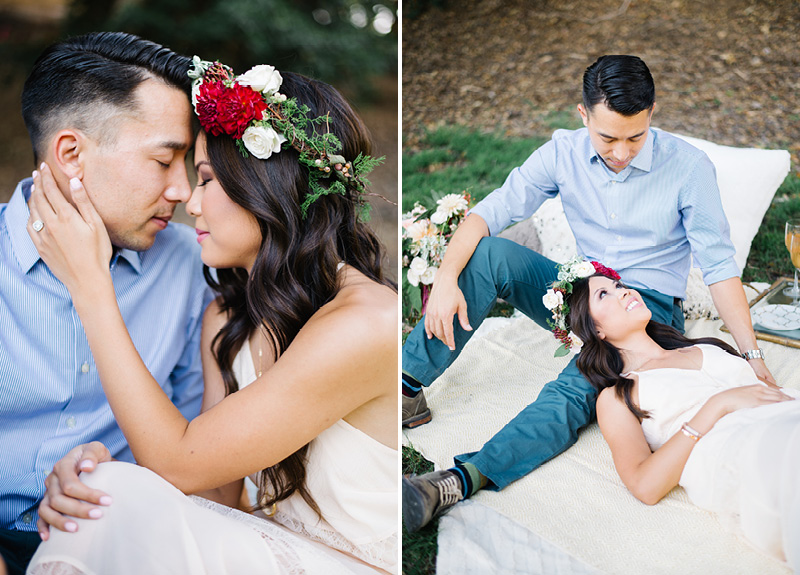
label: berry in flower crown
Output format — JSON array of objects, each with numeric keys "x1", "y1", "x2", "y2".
[
  {"x1": 187, "y1": 56, "x2": 384, "y2": 218},
  {"x1": 542, "y1": 255, "x2": 621, "y2": 357}
]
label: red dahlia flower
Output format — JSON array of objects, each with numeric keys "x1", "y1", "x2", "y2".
[
  {"x1": 591, "y1": 261, "x2": 621, "y2": 281},
  {"x1": 196, "y1": 81, "x2": 268, "y2": 139}
]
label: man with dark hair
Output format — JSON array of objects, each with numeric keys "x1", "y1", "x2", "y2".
[
  {"x1": 0, "y1": 32, "x2": 211, "y2": 573},
  {"x1": 402, "y1": 55, "x2": 774, "y2": 531}
]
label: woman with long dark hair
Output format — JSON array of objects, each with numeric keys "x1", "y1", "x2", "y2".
[
  {"x1": 25, "y1": 59, "x2": 397, "y2": 574},
  {"x1": 554, "y1": 264, "x2": 799, "y2": 570}
]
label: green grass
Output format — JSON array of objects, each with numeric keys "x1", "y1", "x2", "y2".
[
  {"x1": 743, "y1": 174, "x2": 800, "y2": 283},
  {"x1": 402, "y1": 126, "x2": 546, "y2": 212},
  {"x1": 401, "y1": 126, "x2": 800, "y2": 572},
  {"x1": 401, "y1": 445, "x2": 437, "y2": 575}
]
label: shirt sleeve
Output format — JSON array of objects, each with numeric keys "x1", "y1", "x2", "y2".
[
  {"x1": 679, "y1": 154, "x2": 740, "y2": 284},
  {"x1": 168, "y1": 283, "x2": 215, "y2": 421},
  {"x1": 470, "y1": 139, "x2": 560, "y2": 236}
]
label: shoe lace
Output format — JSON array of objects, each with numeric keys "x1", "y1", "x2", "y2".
[{"x1": 436, "y1": 473, "x2": 462, "y2": 508}]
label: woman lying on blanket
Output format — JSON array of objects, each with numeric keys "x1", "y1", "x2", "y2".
[
  {"x1": 551, "y1": 260, "x2": 799, "y2": 570},
  {"x1": 26, "y1": 59, "x2": 397, "y2": 574}
]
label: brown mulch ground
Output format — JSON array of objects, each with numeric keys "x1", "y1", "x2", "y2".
[{"x1": 403, "y1": 0, "x2": 800, "y2": 172}]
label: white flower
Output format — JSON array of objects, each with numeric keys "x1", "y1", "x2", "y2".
[
  {"x1": 576, "y1": 261, "x2": 595, "y2": 278},
  {"x1": 407, "y1": 268, "x2": 421, "y2": 287},
  {"x1": 409, "y1": 257, "x2": 428, "y2": 276},
  {"x1": 242, "y1": 125, "x2": 287, "y2": 160},
  {"x1": 430, "y1": 210, "x2": 448, "y2": 225},
  {"x1": 542, "y1": 289, "x2": 564, "y2": 311},
  {"x1": 435, "y1": 193, "x2": 469, "y2": 219},
  {"x1": 237, "y1": 64, "x2": 283, "y2": 95},
  {"x1": 420, "y1": 266, "x2": 437, "y2": 285},
  {"x1": 191, "y1": 78, "x2": 202, "y2": 110},
  {"x1": 187, "y1": 55, "x2": 211, "y2": 79},
  {"x1": 569, "y1": 332, "x2": 583, "y2": 352},
  {"x1": 411, "y1": 203, "x2": 427, "y2": 216},
  {"x1": 406, "y1": 220, "x2": 434, "y2": 243}
]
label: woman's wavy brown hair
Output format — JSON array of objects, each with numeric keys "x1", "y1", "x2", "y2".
[
  {"x1": 567, "y1": 274, "x2": 738, "y2": 420},
  {"x1": 200, "y1": 71, "x2": 395, "y2": 517}
]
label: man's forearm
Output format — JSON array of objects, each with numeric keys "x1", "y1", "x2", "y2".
[
  {"x1": 436, "y1": 213, "x2": 490, "y2": 284},
  {"x1": 709, "y1": 276, "x2": 777, "y2": 385},
  {"x1": 708, "y1": 276, "x2": 758, "y2": 352}
]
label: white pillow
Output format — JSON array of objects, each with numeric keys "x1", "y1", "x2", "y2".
[
  {"x1": 669, "y1": 131, "x2": 790, "y2": 273},
  {"x1": 530, "y1": 197, "x2": 574, "y2": 264},
  {"x1": 531, "y1": 132, "x2": 790, "y2": 319}
]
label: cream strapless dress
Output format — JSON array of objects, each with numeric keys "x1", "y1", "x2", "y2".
[
  {"x1": 632, "y1": 344, "x2": 800, "y2": 568},
  {"x1": 28, "y1": 342, "x2": 398, "y2": 575}
]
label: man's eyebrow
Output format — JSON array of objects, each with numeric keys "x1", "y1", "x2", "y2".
[
  {"x1": 154, "y1": 140, "x2": 191, "y2": 151},
  {"x1": 597, "y1": 130, "x2": 647, "y2": 140}
]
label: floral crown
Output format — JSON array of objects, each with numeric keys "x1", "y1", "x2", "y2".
[
  {"x1": 542, "y1": 255, "x2": 621, "y2": 357},
  {"x1": 188, "y1": 56, "x2": 383, "y2": 218}
]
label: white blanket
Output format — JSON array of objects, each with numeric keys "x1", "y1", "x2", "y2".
[{"x1": 404, "y1": 315, "x2": 798, "y2": 575}]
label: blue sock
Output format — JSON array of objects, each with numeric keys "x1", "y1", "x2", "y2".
[
  {"x1": 450, "y1": 462, "x2": 484, "y2": 499},
  {"x1": 402, "y1": 373, "x2": 422, "y2": 397}
]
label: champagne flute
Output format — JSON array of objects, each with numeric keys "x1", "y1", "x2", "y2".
[{"x1": 783, "y1": 219, "x2": 800, "y2": 300}]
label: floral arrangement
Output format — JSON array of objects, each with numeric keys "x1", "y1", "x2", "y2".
[
  {"x1": 543, "y1": 255, "x2": 621, "y2": 357},
  {"x1": 188, "y1": 56, "x2": 382, "y2": 218},
  {"x1": 402, "y1": 192, "x2": 471, "y2": 327}
]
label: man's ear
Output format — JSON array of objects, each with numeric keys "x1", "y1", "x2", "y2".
[
  {"x1": 50, "y1": 129, "x2": 86, "y2": 180},
  {"x1": 577, "y1": 104, "x2": 589, "y2": 127}
]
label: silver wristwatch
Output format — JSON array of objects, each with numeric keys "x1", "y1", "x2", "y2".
[{"x1": 740, "y1": 349, "x2": 765, "y2": 361}]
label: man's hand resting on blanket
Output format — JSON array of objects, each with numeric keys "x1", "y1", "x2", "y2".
[{"x1": 37, "y1": 442, "x2": 114, "y2": 540}]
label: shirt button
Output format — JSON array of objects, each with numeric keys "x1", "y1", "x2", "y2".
[
  {"x1": 610, "y1": 213, "x2": 616, "y2": 219},
  {"x1": 22, "y1": 513, "x2": 33, "y2": 524},
  {"x1": 66, "y1": 416, "x2": 76, "y2": 429},
  {"x1": 81, "y1": 362, "x2": 90, "y2": 373},
  {"x1": 616, "y1": 235, "x2": 623, "y2": 241}
]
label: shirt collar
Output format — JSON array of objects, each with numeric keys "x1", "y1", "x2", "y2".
[
  {"x1": 6, "y1": 178, "x2": 142, "y2": 274},
  {"x1": 629, "y1": 128, "x2": 654, "y2": 173},
  {"x1": 586, "y1": 127, "x2": 655, "y2": 174},
  {"x1": 7, "y1": 179, "x2": 40, "y2": 273}
]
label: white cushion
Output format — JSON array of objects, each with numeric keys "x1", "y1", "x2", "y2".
[
  {"x1": 670, "y1": 131, "x2": 790, "y2": 273},
  {"x1": 531, "y1": 132, "x2": 790, "y2": 319}
]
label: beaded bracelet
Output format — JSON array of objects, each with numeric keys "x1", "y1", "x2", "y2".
[{"x1": 680, "y1": 422, "x2": 703, "y2": 442}]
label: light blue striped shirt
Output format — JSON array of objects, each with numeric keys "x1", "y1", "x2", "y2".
[
  {"x1": 0, "y1": 180, "x2": 213, "y2": 531},
  {"x1": 471, "y1": 128, "x2": 739, "y2": 298}
]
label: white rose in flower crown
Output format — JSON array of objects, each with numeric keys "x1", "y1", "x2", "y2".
[
  {"x1": 576, "y1": 261, "x2": 596, "y2": 278},
  {"x1": 237, "y1": 64, "x2": 283, "y2": 95},
  {"x1": 569, "y1": 332, "x2": 583, "y2": 351},
  {"x1": 242, "y1": 125, "x2": 287, "y2": 160},
  {"x1": 420, "y1": 266, "x2": 437, "y2": 285},
  {"x1": 191, "y1": 79, "x2": 202, "y2": 110},
  {"x1": 542, "y1": 289, "x2": 564, "y2": 311}
]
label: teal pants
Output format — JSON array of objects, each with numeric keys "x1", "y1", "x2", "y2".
[{"x1": 403, "y1": 237, "x2": 685, "y2": 489}]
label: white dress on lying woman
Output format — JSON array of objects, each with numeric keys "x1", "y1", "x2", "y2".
[
  {"x1": 629, "y1": 343, "x2": 800, "y2": 569},
  {"x1": 28, "y1": 340, "x2": 398, "y2": 575}
]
